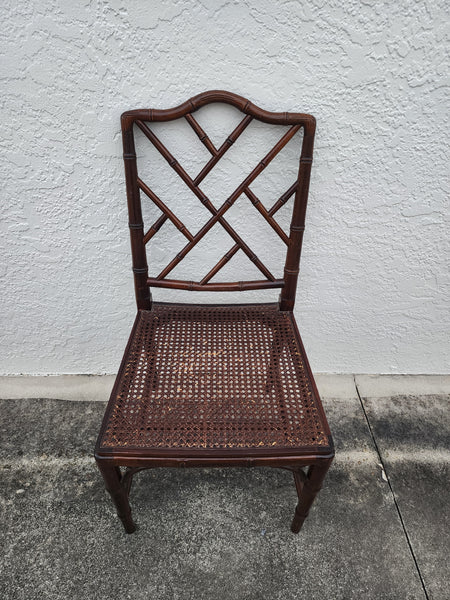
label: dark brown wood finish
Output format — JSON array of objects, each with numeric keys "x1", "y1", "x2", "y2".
[
  {"x1": 122, "y1": 119, "x2": 152, "y2": 310},
  {"x1": 95, "y1": 91, "x2": 334, "y2": 535},
  {"x1": 280, "y1": 119, "x2": 315, "y2": 311},
  {"x1": 119, "y1": 89, "x2": 316, "y2": 300},
  {"x1": 135, "y1": 117, "x2": 299, "y2": 284}
]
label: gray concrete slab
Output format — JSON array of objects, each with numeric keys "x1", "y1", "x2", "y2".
[
  {"x1": 355, "y1": 375, "x2": 450, "y2": 398},
  {"x1": 0, "y1": 375, "x2": 115, "y2": 402},
  {"x1": 0, "y1": 374, "x2": 358, "y2": 402},
  {"x1": 1, "y1": 374, "x2": 449, "y2": 403},
  {"x1": 0, "y1": 398, "x2": 105, "y2": 459},
  {"x1": 0, "y1": 395, "x2": 426, "y2": 600},
  {"x1": 361, "y1": 393, "x2": 450, "y2": 600},
  {"x1": 314, "y1": 374, "x2": 357, "y2": 399}
]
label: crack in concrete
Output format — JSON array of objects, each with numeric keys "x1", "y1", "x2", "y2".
[{"x1": 354, "y1": 375, "x2": 431, "y2": 600}]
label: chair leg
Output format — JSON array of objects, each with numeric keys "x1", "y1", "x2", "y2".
[
  {"x1": 96, "y1": 461, "x2": 136, "y2": 533},
  {"x1": 291, "y1": 460, "x2": 332, "y2": 534}
]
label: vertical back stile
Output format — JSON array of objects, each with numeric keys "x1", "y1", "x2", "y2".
[
  {"x1": 280, "y1": 117, "x2": 316, "y2": 311},
  {"x1": 121, "y1": 115, "x2": 152, "y2": 310}
]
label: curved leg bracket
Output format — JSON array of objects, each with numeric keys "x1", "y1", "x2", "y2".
[
  {"x1": 290, "y1": 460, "x2": 332, "y2": 534},
  {"x1": 121, "y1": 466, "x2": 148, "y2": 496},
  {"x1": 96, "y1": 462, "x2": 147, "y2": 534}
]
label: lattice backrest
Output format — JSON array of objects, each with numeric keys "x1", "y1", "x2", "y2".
[{"x1": 121, "y1": 90, "x2": 316, "y2": 311}]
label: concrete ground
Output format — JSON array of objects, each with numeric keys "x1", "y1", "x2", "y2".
[{"x1": 0, "y1": 374, "x2": 448, "y2": 600}]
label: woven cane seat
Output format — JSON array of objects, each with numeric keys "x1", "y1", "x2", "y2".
[{"x1": 98, "y1": 304, "x2": 331, "y2": 455}]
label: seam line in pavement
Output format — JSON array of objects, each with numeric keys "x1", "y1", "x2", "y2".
[{"x1": 353, "y1": 375, "x2": 430, "y2": 600}]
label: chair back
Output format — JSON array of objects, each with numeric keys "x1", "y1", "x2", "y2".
[{"x1": 121, "y1": 90, "x2": 316, "y2": 311}]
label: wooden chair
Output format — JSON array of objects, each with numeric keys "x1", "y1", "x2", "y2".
[{"x1": 95, "y1": 90, "x2": 334, "y2": 534}]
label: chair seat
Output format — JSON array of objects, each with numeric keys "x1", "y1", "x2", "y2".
[{"x1": 97, "y1": 303, "x2": 332, "y2": 457}]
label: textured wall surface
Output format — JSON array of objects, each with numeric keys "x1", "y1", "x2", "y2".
[{"x1": 1, "y1": 0, "x2": 449, "y2": 374}]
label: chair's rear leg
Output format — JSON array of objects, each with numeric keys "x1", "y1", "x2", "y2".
[
  {"x1": 291, "y1": 460, "x2": 332, "y2": 534},
  {"x1": 96, "y1": 461, "x2": 136, "y2": 533}
]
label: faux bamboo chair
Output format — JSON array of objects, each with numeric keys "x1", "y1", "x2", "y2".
[{"x1": 95, "y1": 90, "x2": 334, "y2": 534}]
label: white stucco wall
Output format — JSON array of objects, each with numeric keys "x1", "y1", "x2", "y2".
[{"x1": 1, "y1": 0, "x2": 449, "y2": 375}]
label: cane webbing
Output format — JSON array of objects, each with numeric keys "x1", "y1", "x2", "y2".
[{"x1": 100, "y1": 304, "x2": 330, "y2": 452}]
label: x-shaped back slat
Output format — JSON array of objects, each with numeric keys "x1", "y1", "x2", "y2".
[
  {"x1": 199, "y1": 183, "x2": 297, "y2": 285},
  {"x1": 184, "y1": 113, "x2": 218, "y2": 157},
  {"x1": 185, "y1": 113, "x2": 290, "y2": 247},
  {"x1": 122, "y1": 91, "x2": 316, "y2": 309},
  {"x1": 136, "y1": 117, "x2": 300, "y2": 283},
  {"x1": 193, "y1": 114, "x2": 253, "y2": 186}
]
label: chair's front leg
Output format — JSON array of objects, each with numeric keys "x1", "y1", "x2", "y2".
[
  {"x1": 291, "y1": 459, "x2": 332, "y2": 533},
  {"x1": 96, "y1": 460, "x2": 136, "y2": 533}
]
